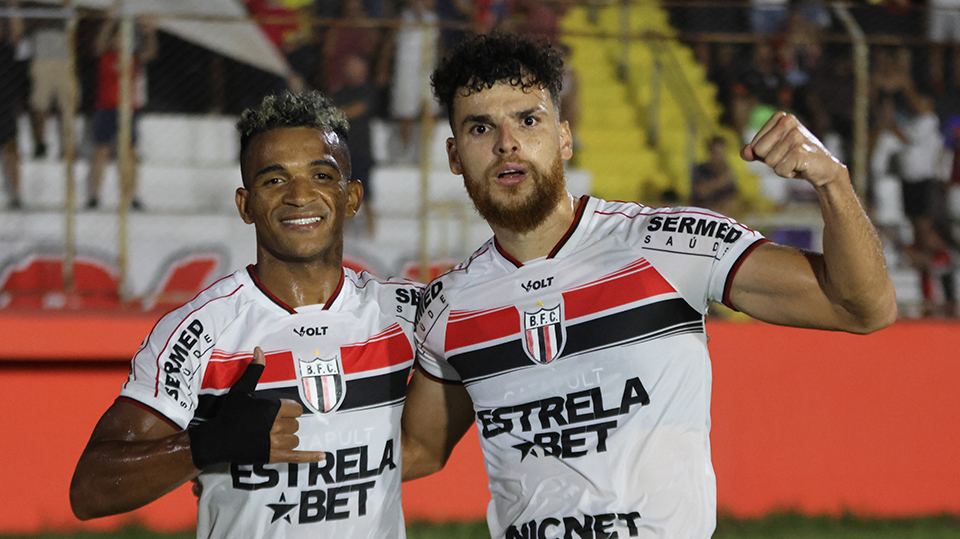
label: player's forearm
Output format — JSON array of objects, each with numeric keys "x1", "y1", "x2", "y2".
[
  {"x1": 815, "y1": 171, "x2": 897, "y2": 333},
  {"x1": 400, "y1": 437, "x2": 447, "y2": 482},
  {"x1": 70, "y1": 432, "x2": 200, "y2": 520}
]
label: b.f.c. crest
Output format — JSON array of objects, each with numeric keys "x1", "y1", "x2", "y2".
[
  {"x1": 297, "y1": 355, "x2": 345, "y2": 414},
  {"x1": 521, "y1": 304, "x2": 566, "y2": 364}
]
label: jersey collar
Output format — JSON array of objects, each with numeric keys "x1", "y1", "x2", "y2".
[
  {"x1": 493, "y1": 195, "x2": 593, "y2": 268},
  {"x1": 246, "y1": 264, "x2": 345, "y2": 314}
]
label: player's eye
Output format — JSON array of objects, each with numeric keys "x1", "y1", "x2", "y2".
[
  {"x1": 471, "y1": 124, "x2": 488, "y2": 135},
  {"x1": 523, "y1": 116, "x2": 538, "y2": 127}
]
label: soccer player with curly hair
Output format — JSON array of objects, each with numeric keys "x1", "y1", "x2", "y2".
[{"x1": 402, "y1": 33, "x2": 897, "y2": 539}]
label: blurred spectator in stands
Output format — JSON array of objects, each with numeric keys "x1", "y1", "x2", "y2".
[
  {"x1": 390, "y1": 0, "x2": 438, "y2": 164},
  {"x1": 947, "y1": 115, "x2": 960, "y2": 185},
  {"x1": 690, "y1": 136, "x2": 740, "y2": 218},
  {"x1": 776, "y1": 8, "x2": 822, "y2": 88},
  {"x1": 927, "y1": 0, "x2": 960, "y2": 95},
  {"x1": 0, "y1": 4, "x2": 23, "y2": 209},
  {"x1": 333, "y1": 53, "x2": 379, "y2": 235},
  {"x1": 683, "y1": 0, "x2": 746, "y2": 83},
  {"x1": 898, "y1": 93, "x2": 942, "y2": 229},
  {"x1": 475, "y1": 0, "x2": 512, "y2": 34},
  {"x1": 436, "y1": 0, "x2": 473, "y2": 53},
  {"x1": 739, "y1": 40, "x2": 787, "y2": 108},
  {"x1": 26, "y1": 0, "x2": 76, "y2": 160},
  {"x1": 796, "y1": 0, "x2": 831, "y2": 29},
  {"x1": 852, "y1": 0, "x2": 917, "y2": 35},
  {"x1": 84, "y1": 14, "x2": 158, "y2": 211},
  {"x1": 886, "y1": 91, "x2": 957, "y2": 316},
  {"x1": 709, "y1": 43, "x2": 746, "y2": 126},
  {"x1": 805, "y1": 48, "x2": 854, "y2": 145},
  {"x1": 511, "y1": 0, "x2": 561, "y2": 45},
  {"x1": 671, "y1": 0, "x2": 743, "y2": 80},
  {"x1": 729, "y1": 83, "x2": 756, "y2": 140},
  {"x1": 908, "y1": 221, "x2": 960, "y2": 318},
  {"x1": 750, "y1": 0, "x2": 789, "y2": 35},
  {"x1": 870, "y1": 46, "x2": 914, "y2": 124},
  {"x1": 323, "y1": 0, "x2": 378, "y2": 93},
  {"x1": 247, "y1": 0, "x2": 316, "y2": 91},
  {"x1": 903, "y1": 218, "x2": 958, "y2": 317}
]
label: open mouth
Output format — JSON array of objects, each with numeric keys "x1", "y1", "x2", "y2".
[
  {"x1": 498, "y1": 169, "x2": 525, "y2": 179},
  {"x1": 496, "y1": 164, "x2": 528, "y2": 184}
]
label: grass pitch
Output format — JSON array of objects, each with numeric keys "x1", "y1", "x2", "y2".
[{"x1": 5, "y1": 514, "x2": 960, "y2": 538}]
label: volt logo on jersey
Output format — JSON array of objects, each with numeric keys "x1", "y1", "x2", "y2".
[
  {"x1": 521, "y1": 303, "x2": 566, "y2": 364},
  {"x1": 298, "y1": 354, "x2": 345, "y2": 414}
]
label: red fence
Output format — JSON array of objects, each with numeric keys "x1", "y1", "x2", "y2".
[{"x1": 1, "y1": 313, "x2": 958, "y2": 534}]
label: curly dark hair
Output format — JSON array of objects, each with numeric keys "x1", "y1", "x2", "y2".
[
  {"x1": 431, "y1": 33, "x2": 565, "y2": 121},
  {"x1": 237, "y1": 91, "x2": 350, "y2": 185}
]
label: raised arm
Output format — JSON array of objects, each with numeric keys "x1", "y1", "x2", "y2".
[
  {"x1": 71, "y1": 348, "x2": 324, "y2": 520},
  {"x1": 401, "y1": 368, "x2": 476, "y2": 481},
  {"x1": 729, "y1": 112, "x2": 897, "y2": 334}
]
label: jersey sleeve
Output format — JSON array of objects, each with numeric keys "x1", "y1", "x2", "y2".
[
  {"x1": 414, "y1": 277, "x2": 462, "y2": 382},
  {"x1": 119, "y1": 303, "x2": 210, "y2": 430},
  {"x1": 384, "y1": 277, "x2": 423, "y2": 356},
  {"x1": 626, "y1": 206, "x2": 767, "y2": 313}
]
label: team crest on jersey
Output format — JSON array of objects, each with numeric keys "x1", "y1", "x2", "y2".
[
  {"x1": 520, "y1": 304, "x2": 566, "y2": 364},
  {"x1": 297, "y1": 354, "x2": 345, "y2": 414}
]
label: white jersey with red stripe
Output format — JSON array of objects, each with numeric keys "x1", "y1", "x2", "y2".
[
  {"x1": 119, "y1": 265, "x2": 421, "y2": 539},
  {"x1": 415, "y1": 196, "x2": 768, "y2": 539}
]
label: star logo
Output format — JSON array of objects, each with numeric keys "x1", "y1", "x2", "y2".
[
  {"x1": 267, "y1": 493, "x2": 297, "y2": 524},
  {"x1": 513, "y1": 441, "x2": 539, "y2": 461}
]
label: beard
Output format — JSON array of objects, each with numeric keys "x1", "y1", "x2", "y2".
[{"x1": 463, "y1": 154, "x2": 566, "y2": 234}]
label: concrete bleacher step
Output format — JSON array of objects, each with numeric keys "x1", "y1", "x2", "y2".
[{"x1": 11, "y1": 160, "x2": 242, "y2": 213}]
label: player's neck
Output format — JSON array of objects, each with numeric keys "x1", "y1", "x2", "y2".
[
  {"x1": 492, "y1": 192, "x2": 579, "y2": 264},
  {"x1": 252, "y1": 257, "x2": 344, "y2": 309}
]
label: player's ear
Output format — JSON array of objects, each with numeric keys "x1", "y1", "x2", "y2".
[
  {"x1": 447, "y1": 137, "x2": 462, "y2": 175},
  {"x1": 345, "y1": 179, "x2": 363, "y2": 218},
  {"x1": 236, "y1": 187, "x2": 254, "y2": 224},
  {"x1": 559, "y1": 121, "x2": 573, "y2": 162}
]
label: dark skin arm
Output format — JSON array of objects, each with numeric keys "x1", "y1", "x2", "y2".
[
  {"x1": 70, "y1": 348, "x2": 324, "y2": 520},
  {"x1": 400, "y1": 369, "x2": 475, "y2": 481},
  {"x1": 70, "y1": 400, "x2": 195, "y2": 520},
  {"x1": 730, "y1": 112, "x2": 897, "y2": 334}
]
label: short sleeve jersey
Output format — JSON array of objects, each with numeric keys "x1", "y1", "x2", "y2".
[
  {"x1": 120, "y1": 266, "x2": 421, "y2": 539},
  {"x1": 415, "y1": 197, "x2": 767, "y2": 539}
]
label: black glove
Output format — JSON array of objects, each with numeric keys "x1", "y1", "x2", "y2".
[{"x1": 188, "y1": 361, "x2": 281, "y2": 469}]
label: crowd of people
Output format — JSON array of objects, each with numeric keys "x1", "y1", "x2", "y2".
[
  {"x1": 0, "y1": 0, "x2": 572, "y2": 216},
  {"x1": 673, "y1": 0, "x2": 960, "y2": 317},
  {"x1": 0, "y1": 0, "x2": 957, "y2": 315}
]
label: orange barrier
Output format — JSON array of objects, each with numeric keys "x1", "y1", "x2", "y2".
[{"x1": 0, "y1": 313, "x2": 958, "y2": 534}]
